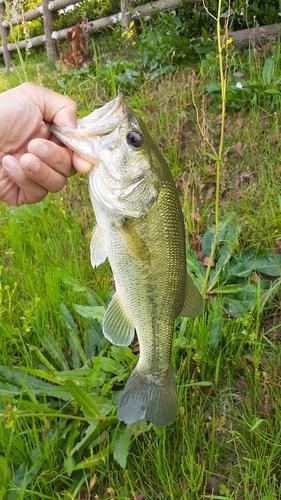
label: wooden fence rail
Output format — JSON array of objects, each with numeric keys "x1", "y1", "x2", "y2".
[
  {"x1": 0, "y1": 0, "x2": 201, "y2": 68},
  {"x1": 1, "y1": 0, "x2": 281, "y2": 70}
]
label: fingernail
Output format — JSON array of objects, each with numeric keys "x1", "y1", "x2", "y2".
[
  {"x1": 37, "y1": 143, "x2": 49, "y2": 158},
  {"x1": 28, "y1": 159, "x2": 40, "y2": 173},
  {"x1": 3, "y1": 156, "x2": 18, "y2": 169}
]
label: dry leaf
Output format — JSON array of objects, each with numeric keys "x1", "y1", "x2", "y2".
[
  {"x1": 197, "y1": 250, "x2": 204, "y2": 261},
  {"x1": 131, "y1": 494, "x2": 145, "y2": 500},
  {"x1": 234, "y1": 141, "x2": 243, "y2": 157},
  {"x1": 205, "y1": 476, "x2": 220, "y2": 494},
  {"x1": 220, "y1": 200, "x2": 228, "y2": 207},
  {"x1": 206, "y1": 185, "x2": 216, "y2": 199},
  {"x1": 246, "y1": 354, "x2": 265, "y2": 365},
  {"x1": 234, "y1": 71, "x2": 244, "y2": 77},
  {"x1": 231, "y1": 189, "x2": 242, "y2": 200},
  {"x1": 202, "y1": 256, "x2": 214, "y2": 267},
  {"x1": 132, "y1": 341, "x2": 140, "y2": 353},
  {"x1": 274, "y1": 240, "x2": 281, "y2": 254},
  {"x1": 236, "y1": 117, "x2": 243, "y2": 127},
  {"x1": 235, "y1": 175, "x2": 241, "y2": 188},
  {"x1": 240, "y1": 170, "x2": 254, "y2": 182},
  {"x1": 250, "y1": 272, "x2": 260, "y2": 282},
  {"x1": 237, "y1": 378, "x2": 247, "y2": 388},
  {"x1": 190, "y1": 211, "x2": 201, "y2": 221}
]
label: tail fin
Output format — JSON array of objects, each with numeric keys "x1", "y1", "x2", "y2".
[{"x1": 117, "y1": 364, "x2": 177, "y2": 427}]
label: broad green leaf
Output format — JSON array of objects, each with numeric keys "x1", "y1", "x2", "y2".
[
  {"x1": 73, "y1": 447, "x2": 109, "y2": 470},
  {"x1": 113, "y1": 428, "x2": 132, "y2": 469},
  {"x1": 254, "y1": 252, "x2": 281, "y2": 276},
  {"x1": 262, "y1": 57, "x2": 274, "y2": 85},
  {"x1": 87, "y1": 290, "x2": 106, "y2": 307},
  {"x1": 41, "y1": 335, "x2": 69, "y2": 371},
  {"x1": 204, "y1": 82, "x2": 221, "y2": 93},
  {"x1": 28, "y1": 345, "x2": 57, "y2": 374},
  {"x1": 73, "y1": 304, "x2": 105, "y2": 322},
  {"x1": 55, "y1": 367, "x2": 105, "y2": 388},
  {"x1": 208, "y1": 301, "x2": 226, "y2": 346},
  {"x1": 70, "y1": 417, "x2": 117, "y2": 455},
  {"x1": 70, "y1": 422, "x2": 98, "y2": 455},
  {"x1": 84, "y1": 322, "x2": 106, "y2": 360},
  {"x1": 202, "y1": 219, "x2": 237, "y2": 258},
  {"x1": 65, "y1": 380, "x2": 102, "y2": 420},
  {"x1": 0, "y1": 366, "x2": 58, "y2": 395},
  {"x1": 99, "y1": 357, "x2": 124, "y2": 375},
  {"x1": 64, "y1": 456, "x2": 76, "y2": 476},
  {"x1": 0, "y1": 381, "x2": 23, "y2": 397},
  {"x1": 225, "y1": 249, "x2": 281, "y2": 279},
  {"x1": 264, "y1": 88, "x2": 280, "y2": 94},
  {"x1": 60, "y1": 304, "x2": 87, "y2": 368},
  {"x1": 223, "y1": 298, "x2": 255, "y2": 316}
]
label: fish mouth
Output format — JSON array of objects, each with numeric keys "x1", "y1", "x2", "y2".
[
  {"x1": 51, "y1": 94, "x2": 128, "y2": 162},
  {"x1": 76, "y1": 93, "x2": 127, "y2": 135}
]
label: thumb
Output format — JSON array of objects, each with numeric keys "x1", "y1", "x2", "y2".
[{"x1": 22, "y1": 83, "x2": 78, "y2": 127}]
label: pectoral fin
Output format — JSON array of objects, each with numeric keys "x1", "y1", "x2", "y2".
[
  {"x1": 103, "y1": 293, "x2": 135, "y2": 346},
  {"x1": 118, "y1": 224, "x2": 150, "y2": 263},
  {"x1": 90, "y1": 225, "x2": 108, "y2": 268},
  {"x1": 180, "y1": 272, "x2": 204, "y2": 318}
]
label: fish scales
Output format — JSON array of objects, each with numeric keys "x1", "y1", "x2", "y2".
[{"x1": 51, "y1": 94, "x2": 204, "y2": 427}]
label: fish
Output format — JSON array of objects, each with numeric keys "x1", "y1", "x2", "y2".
[{"x1": 51, "y1": 94, "x2": 204, "y2": 427}]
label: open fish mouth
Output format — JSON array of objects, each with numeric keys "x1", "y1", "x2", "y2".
[
  {"x1": 51, "y1": 94, "x2": 128, "y2": 162},
  {"x1": 75, "y1": 93, "x2": 127, "y2": 135}
]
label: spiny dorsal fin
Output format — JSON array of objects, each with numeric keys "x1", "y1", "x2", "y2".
[
  {"x1": 103, "y1": 293, "x2": 135, "y2": 346},
  {"x1": 180, "y1": 272, "x2": 204, "y2": 318},
  {"x1": 90, "y1": 224, "x2": 108, "y2": 269}
]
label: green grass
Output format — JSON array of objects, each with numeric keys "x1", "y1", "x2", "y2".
[{"x1": 1, "y1": 21, "x2": 281, "y2": 500}]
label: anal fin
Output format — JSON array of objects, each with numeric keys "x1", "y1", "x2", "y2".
[
  {"x1": 103, "y1": 293, "x2": 135, "y2": 346},
  {"x1": 180, "y1": 272, "x2": 204, "y2": 318}
]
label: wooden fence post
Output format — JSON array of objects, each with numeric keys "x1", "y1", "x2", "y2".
[
  {"x1": 0, "y1": 0, "x2": 12, "y2": 69},
  {"x1": 42, "y1": 0, "x2": 58, "y2": 61},
  {"x1": 121, "y1": 0, "x2": 132, "y2": 30}
]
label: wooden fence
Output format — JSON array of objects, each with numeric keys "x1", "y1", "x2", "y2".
[
  {"x1": 1, "y1": 0, "x2": 281, "y2": 70},
  {"x1": 0, "y1": 0, "x2": 201, "y2": 68}
]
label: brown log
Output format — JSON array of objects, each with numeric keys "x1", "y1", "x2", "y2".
[{"x1": 229, "y1": 23, "x2": 281, "y2": 47}]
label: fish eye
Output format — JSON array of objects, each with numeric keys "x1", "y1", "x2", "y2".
[{"x1": 126, "y1": 130, "x2": 144, "y2": 149}]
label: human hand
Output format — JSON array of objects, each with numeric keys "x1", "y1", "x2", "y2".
[{"x1": 0, "y1": 82, "x2": 92, "y2": 206}]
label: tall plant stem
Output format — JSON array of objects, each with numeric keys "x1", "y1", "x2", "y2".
[{"x1": 202, "y1": 0, "x2": 227, "y2": 295}]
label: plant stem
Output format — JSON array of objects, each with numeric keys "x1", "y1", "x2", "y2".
[{"x1": 202, "y1": 0, "x2": 228, "y2": 295}]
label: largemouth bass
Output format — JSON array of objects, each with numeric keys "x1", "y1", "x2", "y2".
[{"x1": 52, "y1": 95, "x2": 204, "y2": 427}]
